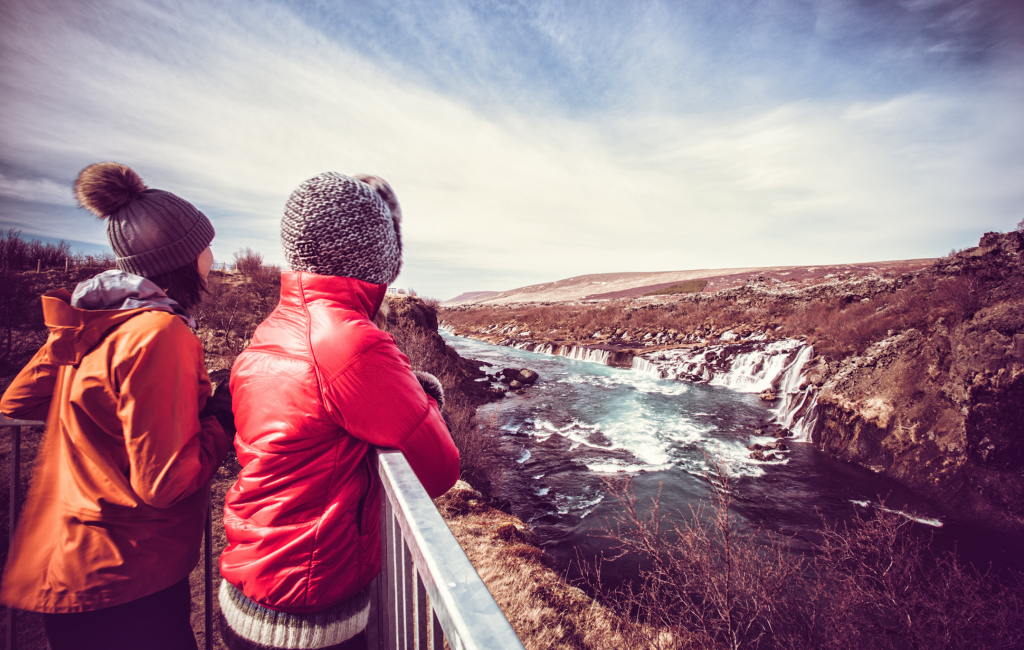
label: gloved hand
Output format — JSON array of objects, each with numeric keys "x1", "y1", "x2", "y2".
[{"x1": 413, "y1": 371, "x2": 445, "y2": 409}]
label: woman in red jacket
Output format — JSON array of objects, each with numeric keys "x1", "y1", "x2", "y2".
[{"x1": 220, "y1": 173, "x2": 460, "y2": 650}]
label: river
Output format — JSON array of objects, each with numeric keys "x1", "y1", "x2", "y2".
[{"x1": 441, "y1": 330, "x2": 1024, "y2": 584}]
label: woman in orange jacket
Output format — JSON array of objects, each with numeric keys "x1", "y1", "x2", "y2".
[{"x1": 0, "y1": 163, "x2": 232, "y2": 650}]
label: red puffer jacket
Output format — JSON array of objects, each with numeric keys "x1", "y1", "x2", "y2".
[{"x1": 220, "y1": 272, "x2": 459, "y2": 612}]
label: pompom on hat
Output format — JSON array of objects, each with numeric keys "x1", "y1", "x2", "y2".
[
  {"x1": 75, "y1": 162, "x2": 215, "y2": 278},
  {"x1": 281, "y1": 172, "x2": 402, "y2": 285}
]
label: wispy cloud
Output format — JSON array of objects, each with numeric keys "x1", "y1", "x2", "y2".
[
  {"x1": 0, "y1": 174, "x2": 75, "y2": 206},
  {"x1": 1, "y1": 0, "x2": 1021, "y2": 298}
]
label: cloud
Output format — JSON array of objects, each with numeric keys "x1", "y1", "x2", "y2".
[
  {"x1": 1, "y1": 0, "x2": 1021, "y2": 299},
  {"x1": 0, "y1": 173, "x2": 76, "y2": 206}
]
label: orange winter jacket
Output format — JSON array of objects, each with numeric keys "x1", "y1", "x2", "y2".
[{"x1": 0, "y1": 289, "x2": 232, "y2": 613}]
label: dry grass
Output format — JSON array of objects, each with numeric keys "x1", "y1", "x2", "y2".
[
  {"x1": 436, "y1": 487, "x2": 635, "y2": 650},
  {"x1": 643, "y1": 280, "x2": 709, "y2": 296},
  {"x1": 587, "y1": 459, "x2": 1024, "y2": 650}
]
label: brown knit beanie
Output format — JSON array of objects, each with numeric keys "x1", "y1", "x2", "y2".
[
  {"x1": 280, "y1": 172, "x2": 402, "y2": 285},
  {"x1": 74, "y1": 162, "x2": 215, "y2": 278}
]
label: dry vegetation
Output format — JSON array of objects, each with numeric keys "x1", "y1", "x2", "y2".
[
  {"x1": 588, "y1": 460, "x2": 1024, "y2": 650},
  {"x1": 443, "y1": 268, "x2": 990, "y2": 362}
]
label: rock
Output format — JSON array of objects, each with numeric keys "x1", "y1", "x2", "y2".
[
  {"x1": 759, "y1": 390, "x2": 778, "y2": 401},
  {"x1": 748, "y1": 443, "x2": 764, "y2": 451},
  {"x1": 749, "y1": 450, "x2": 767, "y2": 461},
  {"x1": 518, "y1": 368, "x2": 539, "y2": 384},
  {"x1": 772, "y1": 428, "x2": 792, "y2": 438},
  {"x1": 509, "y1": 380, "x2": 524, "y2": 389},
  {"x1": 772, "y1": 441, "x2": 788, "y2": 451},
  {"x1": 492, "y1": 522, "x2": 538, "y2": 545}
]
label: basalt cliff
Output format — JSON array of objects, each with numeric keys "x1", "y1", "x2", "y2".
[{"x1": 442, "y1": 232, "x2": 1024, "y2": 534}]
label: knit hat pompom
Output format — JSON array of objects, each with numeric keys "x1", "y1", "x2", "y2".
[{"x1": 75, "y1": 162, "x2": 148, "y2": 219}]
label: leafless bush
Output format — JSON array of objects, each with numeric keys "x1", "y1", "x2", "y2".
[
  {"x1": 193, "y1": 259, "x2": 280, "y2": 360},
  {"x1": 937, "y1": 275, "x2": 981, "y2": 320},
  {"x1": 1016, "y1": 217, "x2": 1023, "y2": 234},
  {"x1": 232, "y1": 247, "x2": 264, "y2": 281},
  {"x1": 587, "y1": 460, "x2": 1024, "y2": 649},
  {"x1": 588, "y1": 459, "x2": 804, "y2": 650}
]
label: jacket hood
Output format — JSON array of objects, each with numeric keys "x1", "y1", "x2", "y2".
[
  {"x1": 41, "y1": 270, "x2": 194, "y2": 367},
  {"x1": 72, "y1": 270, "x2": 195, "y2": 327},
  {"x1": 280, "y1": 271, "x2": 387, "y2": 321}
]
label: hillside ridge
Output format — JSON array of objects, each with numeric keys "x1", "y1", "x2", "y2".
[{"x1": 445, "y1": 258, "x2": 937, "y2": 305}]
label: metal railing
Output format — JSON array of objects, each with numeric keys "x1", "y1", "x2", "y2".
[
  {"x1": 3, "y1": 420, "x2": 525, "y2": 650},
  {"x1": 369, "y1": 450, "x2": 524, "y2": 650}
]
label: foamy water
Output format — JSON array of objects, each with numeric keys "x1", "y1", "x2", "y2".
[{"x1": 441, "y1": 330, "x2": 1018, "y2": 580}]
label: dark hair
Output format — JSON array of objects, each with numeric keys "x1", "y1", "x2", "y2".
[{"x1": 150, "y1": 258, "x2": 207, "y2": 310}]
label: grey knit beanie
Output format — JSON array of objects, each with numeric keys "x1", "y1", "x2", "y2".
[
  {"x1": 281, "y1": 172, "x2": 402, "y2": 285},
  {"x1": 74, "y1": 162, "x2": 215, "y2": 278}
]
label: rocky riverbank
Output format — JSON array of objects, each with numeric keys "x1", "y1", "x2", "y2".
[{"x1": 442, "y1": 232, "x2": 1024, "y2": 534}]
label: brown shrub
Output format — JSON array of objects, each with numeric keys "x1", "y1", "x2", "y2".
[
  {"x1": 386, "y1": 305, "x2": 503, "y2": 495},
  {"x1": 588, "y1": 460, "x2": 1024, "y2": 650}
]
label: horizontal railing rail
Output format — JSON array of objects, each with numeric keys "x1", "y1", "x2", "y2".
[{"x1": 371, "y1": 449, "x2": 525, "y2": 650}]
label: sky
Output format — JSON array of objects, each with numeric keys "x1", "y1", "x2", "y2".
[{"x1": 1, "y1": 0, "x2": 1022, "y2": 300}]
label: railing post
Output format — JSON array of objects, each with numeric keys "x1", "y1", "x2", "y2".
[
  {"x1": 7, "y1": 424, "x2": 20, "y2": 650},
  {"x1": 3, "y1": 415, "x2": 44, "y2": 650},
  {"x1": 205, "y1": 490, "x2": 213, "y2": 650}
]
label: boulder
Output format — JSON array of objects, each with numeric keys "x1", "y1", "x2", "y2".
[
  {"x1": 758, "y1": 390, "x2": 778, "y2": 401},
  {"x1": 509, "y1": 380, "x2": 524, "y2": 389},
  {"x1": 518, "y1": 369, "x2": 539, "y2": 384},
  {"x1": 749, "y1": 450, "x2": 767, "y2": 461}
]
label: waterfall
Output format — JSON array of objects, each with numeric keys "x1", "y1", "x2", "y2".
[
  {"x1": 529, "y1": 343, "x2": 613, "y2": 366},
  {"x1": 631, "y1": 356, "x2": 667, "y2": 378},
  {"x1": 632, "y1": 339, "x2": 822, "y2": 438}
]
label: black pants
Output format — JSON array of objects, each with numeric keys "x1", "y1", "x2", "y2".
[{"x1": 43, "y1": 577, "x2": 198, "y2": 650}]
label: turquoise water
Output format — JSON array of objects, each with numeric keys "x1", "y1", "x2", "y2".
[{"x1": 442, "y1": 331, "x2": 1024, "y2": 580}]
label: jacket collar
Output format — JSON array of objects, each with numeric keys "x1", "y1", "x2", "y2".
[{"x1": 281, "y1": 272, "x2": 387, "y2": 320}]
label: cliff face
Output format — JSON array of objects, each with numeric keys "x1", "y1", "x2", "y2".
[{"x1": 811, "y1": 232, "x2": 1024, "y2": 532}]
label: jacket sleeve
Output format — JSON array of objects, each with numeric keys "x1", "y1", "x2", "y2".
[
  {"x1": 114, "y1": 317, "x2": 233, "y2": 509},
  {"x1": 0, "y1": 336, "x2": 59, "y2": 422},
  {"x1": 322, "y1": 338, "x2": 460, "y2": 499}
]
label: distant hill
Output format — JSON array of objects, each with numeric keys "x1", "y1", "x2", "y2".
[
  {"x1": 442, "y1": 291, "x2": 502, "y2": 305},
  {"x1": 447, "y1": 259, "x2": 937, "y2": 305}
]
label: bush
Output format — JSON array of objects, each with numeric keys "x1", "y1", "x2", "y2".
[
  {"x1": 587, "y1": 460, "x2": 1024, "y2": 650},
  {"x1": 233, "y1": 247, "x2": 264, "y2": 281},
  {"x1": 386, "y1": 298, "x2": 503, "y2": 494}
]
